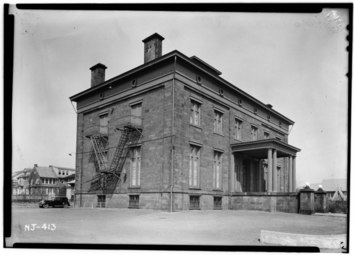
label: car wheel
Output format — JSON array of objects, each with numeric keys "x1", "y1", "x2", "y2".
[
  {"x1": 43, "y1": 204, "x2": 49, "y2": 208},
  {"x1": 63, "y1": 203, "x2": 68, "y2": 208}
]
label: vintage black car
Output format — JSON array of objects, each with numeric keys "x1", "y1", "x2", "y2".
[{"x1": 39, "y1": 196, "x2": 70, "y2": 208}]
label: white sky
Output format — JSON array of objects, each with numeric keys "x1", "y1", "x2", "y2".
[{"x1": 11, "y1": 7, "x2": 349, "y2": 185}]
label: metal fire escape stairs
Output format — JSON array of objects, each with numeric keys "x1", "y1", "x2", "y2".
[{"x1": 88, "y1": 124, "x2": 142, "y2": 195}]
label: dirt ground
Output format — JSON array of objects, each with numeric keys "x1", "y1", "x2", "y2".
[{"x1": 7, "y1": 207, "x2": 347, "y2": 250}]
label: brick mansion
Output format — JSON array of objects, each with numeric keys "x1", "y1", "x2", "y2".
[{"x1": 70, "y1": 33, "x2": 301, "y2": 211}]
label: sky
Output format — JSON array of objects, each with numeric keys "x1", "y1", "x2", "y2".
[{"x1": 10, "y1": 7, "x2": 349, "y2": 186}]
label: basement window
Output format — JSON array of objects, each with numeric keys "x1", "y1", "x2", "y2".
[
  {"x1": 189, "y1": 195, "x2": 200, "y2": 210},
  {"x1": 97, "y1": 195, "x2": 106, "y2": 208},
  {"x1": 214, "y1": 197, "x2": 222, "y2": 210},
  {"x1": 129, "y1": 195, "x2": 139, "y2": 209}
]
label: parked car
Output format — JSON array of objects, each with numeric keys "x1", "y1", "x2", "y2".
[{"x1": 39, "y1": 196, "x2": 70, "y2": 208}]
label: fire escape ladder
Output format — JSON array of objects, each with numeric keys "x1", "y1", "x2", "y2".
[
  {"x1": 103, "y1": 127, "x2": 142, "y2": 195},
  {"x1": 108, "y1": 128, "x2": 130, "y2": 174},
  {"x1": 88, "y1": 124, "x2": 143, "y2": 194},
  {"x1": 90, "y1": 135, "x2": 108, "y2": 172}
]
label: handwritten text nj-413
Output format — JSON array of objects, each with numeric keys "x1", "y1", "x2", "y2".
[{"x1": 24, "y1": 223, "x2": 56, "y2": 231}]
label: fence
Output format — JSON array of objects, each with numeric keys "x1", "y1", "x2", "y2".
[{"x1": 82, "y1": 201, "x2": 107, "y2": 208}]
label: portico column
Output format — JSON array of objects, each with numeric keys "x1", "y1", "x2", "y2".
[
  {"x1": 267, "y1": 149, "x2": 272, "y2": 192},
  {"x1": 258, "y1": 160, "x2": 263, "y2": 192},
  {"x1": 272, "y1": 149, "x2": 277, "y2": 192},
  {"x1": 292, "y1": 156, "x2": 296, "y2": 192},
  {"x1": 288, "y1": 156, "x2": 293, "y2": 192},
  {"x1": 230, "y1": 153, "x2": 235, "y2": 192}
]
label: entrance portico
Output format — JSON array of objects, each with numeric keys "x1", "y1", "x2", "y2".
[{"x1": 231, "y1": 139, "x2": 301, "y2": 193}]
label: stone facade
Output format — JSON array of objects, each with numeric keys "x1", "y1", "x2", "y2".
[{"x1": 71, "y1": 33, "x2": 300, "y2": 211}]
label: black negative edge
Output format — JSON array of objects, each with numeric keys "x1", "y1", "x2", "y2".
[{"x1": 3, "y1": 3, "x2": 14, "y2": 247}]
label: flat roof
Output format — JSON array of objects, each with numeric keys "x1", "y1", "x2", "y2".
[{"x1": 231, "y1": 138, "x2": 301, "y2": 158}]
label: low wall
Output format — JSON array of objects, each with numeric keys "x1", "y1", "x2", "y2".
[
  {"x1": 230, "y1": 192, "x2": 298, "y2": 213},
  {"x1": 12, "y1": 194, "x2": 50, "y2": 202}
]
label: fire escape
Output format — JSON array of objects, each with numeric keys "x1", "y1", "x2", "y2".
[{"x1": 87, "y1": 115, "x2": 142, "y2": 195}]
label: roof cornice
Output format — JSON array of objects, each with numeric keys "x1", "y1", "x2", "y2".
[{"x1": 70, "y1": 50, "x2": 294, "y2": 125}]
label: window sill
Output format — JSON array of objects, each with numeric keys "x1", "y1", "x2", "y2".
[
  {"x1": 212, "y1": 189, "x2": 223, "y2": 192},
  {"x1": 190, "y1": 124, "x2": 202, "y2": 130},
  {"x1": 189, "y1": 187, "x2": 201, "y2": 190},
  {"x1": 128, "y1": 186, "x2": 141, "y2": 189},
  {"x1": 213, "y1": 132, "x2": 224, "y2": 137},
  {"x1": 233, "y1": 138, "x2": 243, "y2": 142}
]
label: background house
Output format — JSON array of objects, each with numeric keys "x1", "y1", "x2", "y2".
[
  {"x1": 12, "y1": 168, "x2": 31, "y2": 195},
  {"x1": 12, "y1": 164, "x2": 75, "y2": 202}
]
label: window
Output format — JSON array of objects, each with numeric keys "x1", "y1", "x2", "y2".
[
  {"x1": 129, "y1": 195, "x2": 139, "y2": 209},
  {"x1": 264, "y1": 132, "x2": 270, "y2": 139},
  {"x1": 99, "y1": 113, "x2": 109, "y2": 135},
  {"x1": 251, "y1": 126, "x2": 258, "y2": 141},
  {"x1": 131, "y1": 103, "x2": 142, "y2": 126},
  {"x1": 130, "y1": 147, "x2": 141, "y2": 187},
  {"x1": 189, "y1": 145, "x2": 200, "y2": 188},
  {"x1": 190, "y1": 100, "x2": 201, "y2": 126},
  {"x1": 214, "y1": 197, "x2": 222, "y2": 210},
  {"x1": 214, "y1": 111, "x2": 223, "y2": 134},
  {"x1": 235, "y1": 118, "x2": 242, "y2": 140},
  {"x1": 97, "y1": 195, "x2": 106, "y2": 208},
  {"x1": 189, "y1": 195, "x2": 200, "y2": 210},
  {"x1": 213, "y1": 151, "x2": 222, "y2": 190}
]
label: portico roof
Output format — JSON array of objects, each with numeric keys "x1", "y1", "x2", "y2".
[{"x1": 231, "y1": 139, "x2": 301, "y2": 158}]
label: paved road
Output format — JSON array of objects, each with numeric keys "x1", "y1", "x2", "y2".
[{"x1": 7, "y1": 207, "x2": 347, "y2": 248}]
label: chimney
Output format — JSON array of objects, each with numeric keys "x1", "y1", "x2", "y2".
[
  {"x1": 90, "y1": 63, "x2": 107, "y2": 87},
  {"x1": 142, "y1": 33, "x2": 165, "y2": 63}
]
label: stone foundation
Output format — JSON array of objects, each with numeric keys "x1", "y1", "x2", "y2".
[
  {"x1": 231, "y1": 192, "x2": 298, "y2": 213},
  {"x1": 75, "y1": 192, "x2": 299, "y2": 213}
]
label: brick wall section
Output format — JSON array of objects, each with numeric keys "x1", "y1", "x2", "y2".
[{"x1": 75, "y1": 80, "x2": 174, "y2": 209}]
